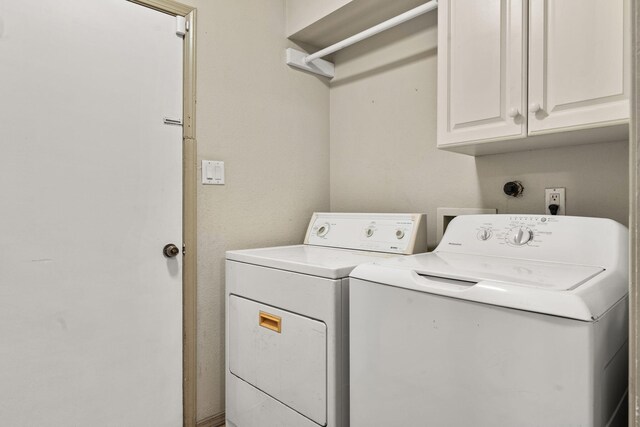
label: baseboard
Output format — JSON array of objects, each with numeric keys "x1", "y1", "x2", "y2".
[{"x1": 196, "y1": 412, "x2": 225, "y2": 427}]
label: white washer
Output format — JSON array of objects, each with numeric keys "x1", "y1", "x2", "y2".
[
  {"x1": 350, "y1": 214, "x2": 628, "y2": 427},
  {"x1": 225, "y1": 212, "x2": 427, "y2": 427}
]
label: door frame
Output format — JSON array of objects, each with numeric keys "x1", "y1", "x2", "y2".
[
  {"x1": 126, "y1": 1, "x2": 197, "y2": 425},
  {"x1": 631, "y1": 0, "x2": 638, "y2": 424}
]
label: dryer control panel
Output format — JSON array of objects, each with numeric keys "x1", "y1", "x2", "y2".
[
  {"x1": 437, "y1": 214, "x2": 627, "y2": 267},
  {"x1": 304, "y1": 213, "x2": 427, "y2": 255}
]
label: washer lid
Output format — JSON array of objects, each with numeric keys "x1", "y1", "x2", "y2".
[
  {"x1": 351, "y1": 252, "x2": 625, "y2": 321},
  {"x1": 226, "y1": 245, "x2": 397, "y2": 279},
  {"x1": 381, "y1": 252, "x2": 604, "y2": 291}
]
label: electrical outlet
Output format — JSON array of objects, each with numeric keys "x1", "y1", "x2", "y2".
[{"x1": 545, "y1": 188, "x2": 566, "y2": 215}]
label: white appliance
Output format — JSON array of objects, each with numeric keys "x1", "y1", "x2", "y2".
[
  {"x1": 225, "y1": 212, "x2": 427, "y2": 427},
  {"x1": 350, "y1": 215, "x2": 629, "y2": 427}
]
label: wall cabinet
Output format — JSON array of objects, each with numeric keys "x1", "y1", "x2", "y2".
[{"x1": 437, "y1": 0, "x2": 630, "y2": 156}]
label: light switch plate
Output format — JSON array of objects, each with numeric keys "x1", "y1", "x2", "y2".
[{"x1": 202, "y1": 160, "x2": 225, "y2": 185}]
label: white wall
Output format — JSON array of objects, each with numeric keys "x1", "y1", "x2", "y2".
[
  {"x1": 180, "y1": 0, "x2": 330, "y2": 421},
  {"x1": 330, "y1": 12, "x2": 629, "y2": 250},
  {"x1": 286, "y1": 0, "x2": 352, "y2": 37}
]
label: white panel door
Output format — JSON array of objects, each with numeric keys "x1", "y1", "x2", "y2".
[
  {"x1": 528, "y1": 0, "x2": 629, "y2": 134},
  {"x1": 0, "y1": 1, "x2": 183, "y2": 425},
  {"x1": 437, "y1": 0, "x2": 526, "y2": 146}
]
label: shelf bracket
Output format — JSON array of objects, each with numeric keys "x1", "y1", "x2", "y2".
[{"x1": 286, "y1": 48, "x2": 335, "y2": 79}]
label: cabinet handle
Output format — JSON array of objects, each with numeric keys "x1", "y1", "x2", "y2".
[
  {"x1": 508, "y1": 107, "x2": 520, "y2": 118},
  {"x1": 528, "y1": 102, "x2": 542, "y2": 113},
  {"x1": 259, "y1": 311, "x2": 282, "y2": 333}
]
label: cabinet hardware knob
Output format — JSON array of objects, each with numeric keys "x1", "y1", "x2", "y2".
[
  {"x1": 528, "y1": 102, "x2": 542, "y2": 113},
  {"x1": 508, "y1": 107, "x2": 520, "y2": 118}
]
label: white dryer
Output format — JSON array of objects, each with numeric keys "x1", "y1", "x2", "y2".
[
  {"x1": 225, "y1": 212, "x2": 427, "y2": 427},
  {"x1": 350, "y1": 214, "x2": 628, "y2": 427}
]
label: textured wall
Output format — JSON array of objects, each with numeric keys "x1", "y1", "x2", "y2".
[
  {"x1": 329, "y1": 12, "x2": 629, "y2": 250},
  {"x1": 180, "y1": 0, "x2": 330, "y2": 420}
]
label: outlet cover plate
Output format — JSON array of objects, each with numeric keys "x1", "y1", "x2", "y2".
[{"x1": 545, "y1": 187, "x2": 566, "y2": 215}]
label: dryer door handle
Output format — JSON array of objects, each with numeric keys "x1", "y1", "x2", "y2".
[{"x1": 259, "y1": 311, "x2": 282, "y2": 333}]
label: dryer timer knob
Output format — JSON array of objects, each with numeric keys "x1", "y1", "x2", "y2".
[{"x1": 317, "y1": 223, "x2": 330, "y2": 237}]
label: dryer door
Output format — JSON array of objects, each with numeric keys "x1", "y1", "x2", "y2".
[{"x1": 228, "y1": 295, "x2": 327, "y2": 426}]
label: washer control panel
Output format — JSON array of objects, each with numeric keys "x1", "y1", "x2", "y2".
[
  {"x1": 437, "y1": 214, "x2": 625, "y2": 266},
  {"x1": 461, "y1": 216, "x2": 560, "y2": 247},
  {"x1": 305, "y1": 213, "x2": 427, "y2": 254},
  {"x1": 464, "y1": 216, "x2": 555, "y2": 249}
]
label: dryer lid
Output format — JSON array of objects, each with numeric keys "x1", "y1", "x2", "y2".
[{"x1": 226, "y1": 244, "x2": 397, "y2": 279}]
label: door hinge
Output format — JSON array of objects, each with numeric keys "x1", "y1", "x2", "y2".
[
  {"x1": 186, "y1": 20, "x2": 190, "y2": 32},
  {"x1": 176, "y1": 16, "x2": 186, "y2": 37},
  {"x1": 182, "y1": 244, "x2": 186, "y2": 256}
]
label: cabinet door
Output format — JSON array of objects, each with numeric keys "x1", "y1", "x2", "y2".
[
  {"x1": 437, "y1": 0, "x2": 527, "y2": 146},
  {"x1": 528, "y1": 0, "x2": 629, "y2": 134}
]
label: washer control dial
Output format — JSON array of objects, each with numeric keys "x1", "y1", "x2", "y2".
[
  {"x1": 395, "y1": 229, "x2": 405, "y2": 239},
  {"x1": 477, "y1": 228, "x2": 492, "y2": 241},
  {"x1": 506, "y1": 227, "x2": 533, "y2": 246},
  {"x1": 365, "y1": 227, "x2": 375, "y2": 238},
  {"x1": 316, "y1": 223, "x2": 330, "y2": 237}
]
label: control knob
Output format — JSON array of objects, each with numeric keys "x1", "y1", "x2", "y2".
[
  {"x1": 477, "y1": 229, "x2": 492, "y2": 241},
  {"x1": 317, "y1": 223, "x2": 330, "y2": 237},
  {"x1": 506, "y1": 227, "x2": 533, "y2": 246}
]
